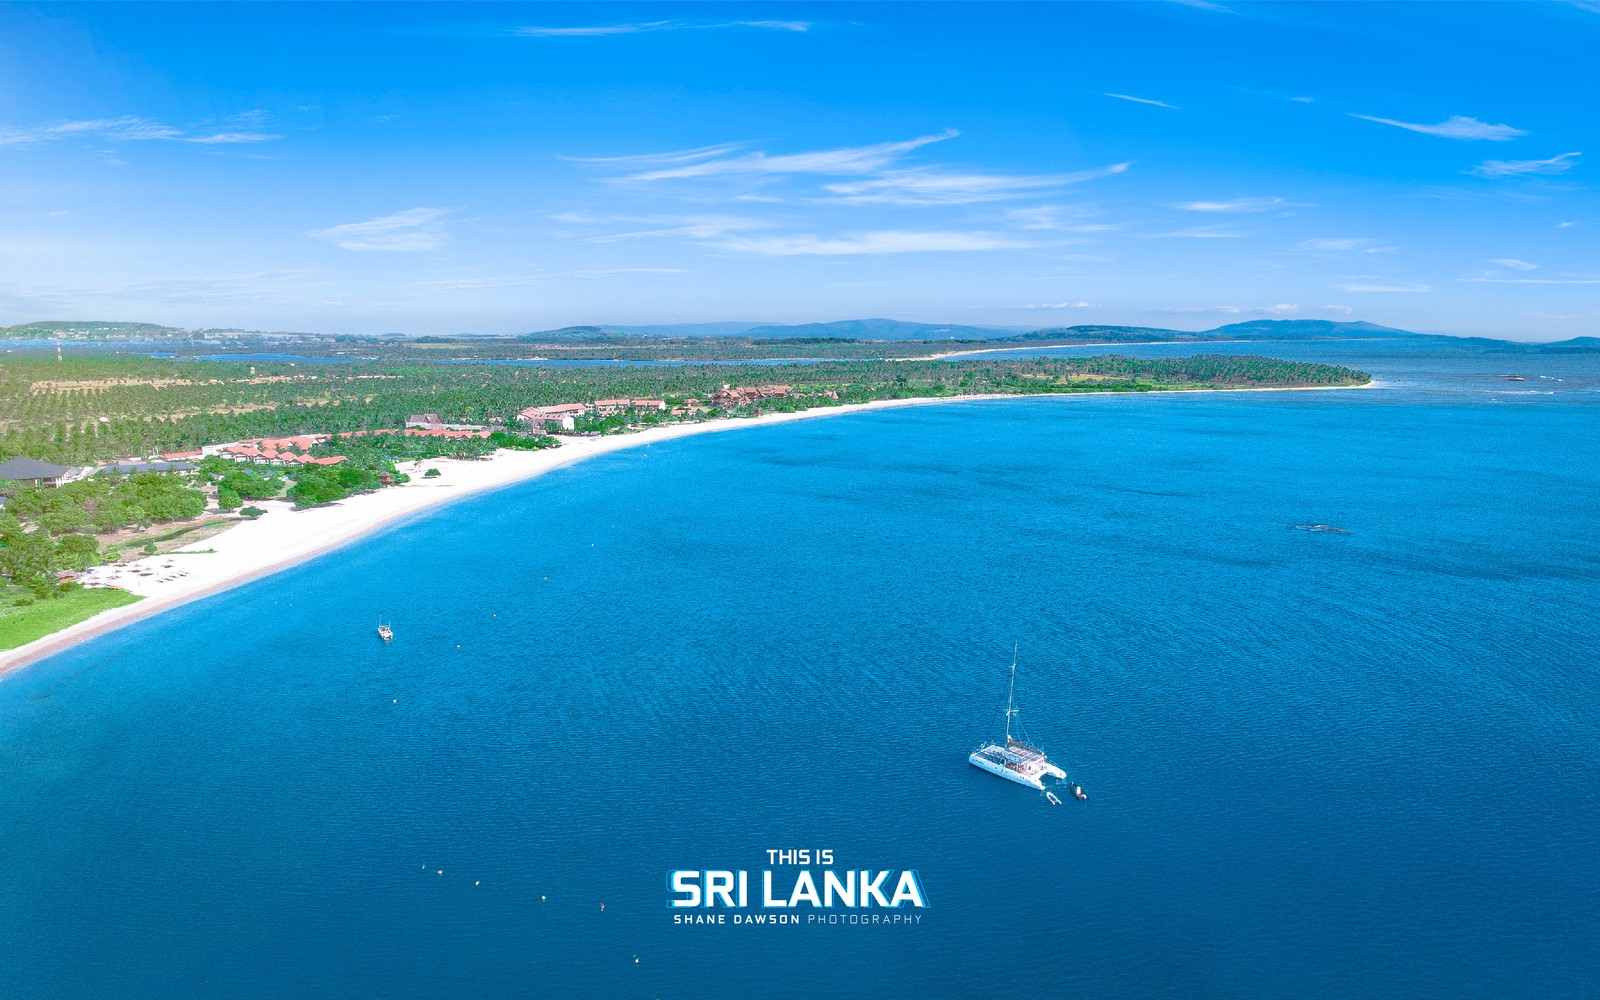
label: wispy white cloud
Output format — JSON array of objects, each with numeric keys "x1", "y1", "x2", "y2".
[
  {"x1": 46, "y1": 117, "x2": 183, "y2": 141},
  {"x1": 515, "y1": 20, "x2": 809, "y2": 38},
  {"x1": 1339, "y1": 281, "x2": 1431, "y2": 293},
  {"x1": 824, "y1": 162, "x2": 1128, "y2": 206},
  {"x1": 516, "y1": 21, "x2": 674, "y2": 36},
  {"x1": 186, "y1": 131, "x2": 279, "y2": 144},
  {"x1": 714, "y1": 230, "x2": 1035, "y2": 256},
  {"x1": 1297, "y1": 237, "x2": 1398, "y2": 254},
  {"x1": 1106, "y1": 93, "x2": 1178, "y2": 110},
  {"x1": 1324, "y1": 304, "x2": 1354, "y2": 314},
  {"x1": 1003, "y1": 205, "x2": 1119, "y2": 232},
  {"x1": 563, "y1": 141, "x2": 752, "y2": 167},
  {"x1": 0, "y1": 115, "x2": 280, "y2": 147},
  {"x1": 1350, "y1": 114, "x2": 1526, "y2": 141},
  {"x1": 1289, "y1": 96, "x2": 1315, "y2": 104},
  {"x1": 613, "y1": 131, "x2": 959, "y2": 182},
  {"x1": 1558, "y1": 220, "x2": 1577, "y2": 228},
  {"x1": 1175, "y1": 196, "x2": 1284, "y2": 212},
  {"x1": 1016, "y1": 301, "x2": 1096, "y2": 309},
  {"x1": 735, "y1": 21, "x2": 811, "y2": 32},
  {"x1": 1469, "y1": 151, "x2": 1580, "y2": 178},
  {"x1": 578, "y1": 215, "x2": 771, "y2": 242},
  {"x1": 1154, "y1": 226, "x2": 1242, "y2": 238},
  {"x1": 310, "y1": 208, "x2": 452, "y2": 252},
  {"x1": 1486, "y1": 258, "x2": 1538, "y2": 271}
]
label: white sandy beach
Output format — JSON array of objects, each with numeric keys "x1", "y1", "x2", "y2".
[{"x1": 0, "y1": 384, "x2": 1373, "y2": 677}]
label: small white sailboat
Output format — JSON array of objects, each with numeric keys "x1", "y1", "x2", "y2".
[
  {"x1": 376, "y1": 620, "x2": 394, "y2": 641},
  {"x1": 968, "y1": 647, "x2": 1067, "y2": 791}
]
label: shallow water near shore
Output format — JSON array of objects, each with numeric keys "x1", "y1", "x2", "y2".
[{"x1": 2, "y1": 347, "x2": 1598, "y2": 998}]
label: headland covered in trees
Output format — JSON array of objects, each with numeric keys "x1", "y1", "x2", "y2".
[{"x1": 0, "y1": 333, "x2": 1372, "y2": 670}]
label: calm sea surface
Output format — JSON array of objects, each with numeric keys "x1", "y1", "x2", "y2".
[{"x1": 2, "y1": 344, "x2": 1597, "y2": 998}]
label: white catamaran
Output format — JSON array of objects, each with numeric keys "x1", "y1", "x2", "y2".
[{"x1": 969, "y1": 649, "x2": 1067, "y2": 791}]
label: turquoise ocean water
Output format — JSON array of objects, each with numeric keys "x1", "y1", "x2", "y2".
[{"x1": 2, "y1": 343, "x2": 1597, "y2": 998}]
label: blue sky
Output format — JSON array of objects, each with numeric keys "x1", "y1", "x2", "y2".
[{"x1": 0, "y1": 2, "x2": 1595, "y2": 339}]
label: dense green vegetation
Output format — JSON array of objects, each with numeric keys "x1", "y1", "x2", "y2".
[
  {"x1": 0, "y1": 517, "x2": 100, "y2": 596},
  {"x1": 0, "y1": 472, "x2": 210, "y2": 593},
  {"x1": 0, "y1": 584, "x2": 141, "y2": 651},
  {"x1": 3, "y1": 472, "x2": 207, "y2": 534},
  {"x1": 285, "y1": 463, "x2": 386, "y2": 507},
  {"x1": 0, "y1": 352, "x2": 1369, "y2": 466},
  {"x1": 488, "y1": 429, "x2": 561, "y2": 450},
  {"x1": 319, "y1": 429, "x2": 556, "y2": 466},
  {"x1": 0, "y1": 342, "x2": 1370, "y2": 635},
  {"x1": 193, "y1": 457, "x2": 284, "y2": 510}
]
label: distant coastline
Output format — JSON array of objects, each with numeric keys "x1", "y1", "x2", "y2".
[{"x1": 0, "y1": 382, "x2": 1373, "y2": 680}]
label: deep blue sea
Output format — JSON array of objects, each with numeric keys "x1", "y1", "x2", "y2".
[{"x1": 3, "y1": 343, "x2": 1598, "y2": 999}]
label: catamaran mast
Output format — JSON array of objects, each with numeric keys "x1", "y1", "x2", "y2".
[{"x1": 1005, "y1": 644, "x2": 1018, "y2": 742}]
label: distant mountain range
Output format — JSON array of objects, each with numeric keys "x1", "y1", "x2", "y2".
[
  {"x1": 5, "y1": 317, "x2": 1596, "y2": 350},
  {"x1": 504, "y1": 319, "x2": 1025, "y2": 341},
  {"x1": 559, "y1": 317, "x2": 1416, "y2": 343},
  {"x1": 992, "y1": 319, "x2": 1414, "y2": 344},
  {"x1": 737, "y1": 318, "x2": 1024, "y2": 341},
  {"x1": 568, "y1": 317, "x2": 1416, "y2": 343}
]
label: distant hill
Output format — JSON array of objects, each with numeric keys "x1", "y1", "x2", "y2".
[
  {"x1": 2, "y1": 320, "x2": 186, "y2": 339},
  {"x1": 508, "y1": 318, "x2": 1021, "y2": 342},
  {"x1": 512, "y1": 325, "x2": 632, "y2": 343},
  {"x1": 1528, "y1": 336, "x2": 1600, "y2": 353},
  {"x1": 996, "y1": 324, "x2": 1186, "y2": 343},
  {"x1": 1203, "y1": 319, "x2": 1413, "y2": 339},
  {"x1": 1003, "y1": 319, "x2": 1420, "y2": 344},
  {"x1": 740, "y1": 318, "x2": 1022, "y2": 341},
  {"x1": 606, "y1": 321, "x2": 771, "y2": 338}
]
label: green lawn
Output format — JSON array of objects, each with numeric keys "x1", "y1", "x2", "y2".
[{"x1": 0, "y1": 587, "x2": 143, "y2": 651}]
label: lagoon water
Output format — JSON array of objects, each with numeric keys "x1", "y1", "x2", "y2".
[{"x1": 3, "y1": 345, "x2": 1598, "y2": 998}]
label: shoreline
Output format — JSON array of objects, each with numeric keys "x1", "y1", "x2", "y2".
[{"x1": 0, "y1": 383, "x2": 1373, "y2": 679}]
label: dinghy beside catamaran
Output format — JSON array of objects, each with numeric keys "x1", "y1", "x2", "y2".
[{"x1": 969, "y1": 648, "x2": 1068, "y2": 792}]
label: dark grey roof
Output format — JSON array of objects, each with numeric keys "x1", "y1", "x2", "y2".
[
  {"x1": 0, "y1": 456, "x2": 72, "y2": 480},
  {"x1": 96, "y1": 460, "x2": 196, "y2": 475}
]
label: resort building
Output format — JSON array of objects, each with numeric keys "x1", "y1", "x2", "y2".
[
  {"x1": 0, "y1": 456, "x2": 84, "y2": 487},
  {"x1": 517, "y1": 397, "x2": 668, "y2": 430},
  {"x1": 404, "y1": 414, "x2": 486, "y2": 431},
  {"x1": 346, "y1": 428, "x2": 491, "y2": 440},
  {"x1": 518, "y1": 403, "x2": 590, "y2": 431},
  {"x1": 709, "y1": 384, "x2": 794, "y2": 407},
  {"x1": 594, "y1": 397, "x2": 670, "y2": 416},
  {"x1": 211, "y1": 436, "x2": 346, "y2": 466}
]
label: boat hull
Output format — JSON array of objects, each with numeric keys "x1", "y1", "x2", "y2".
[{"x1": 969, "y1": 751, "x2": 1050, "y2": 790}]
